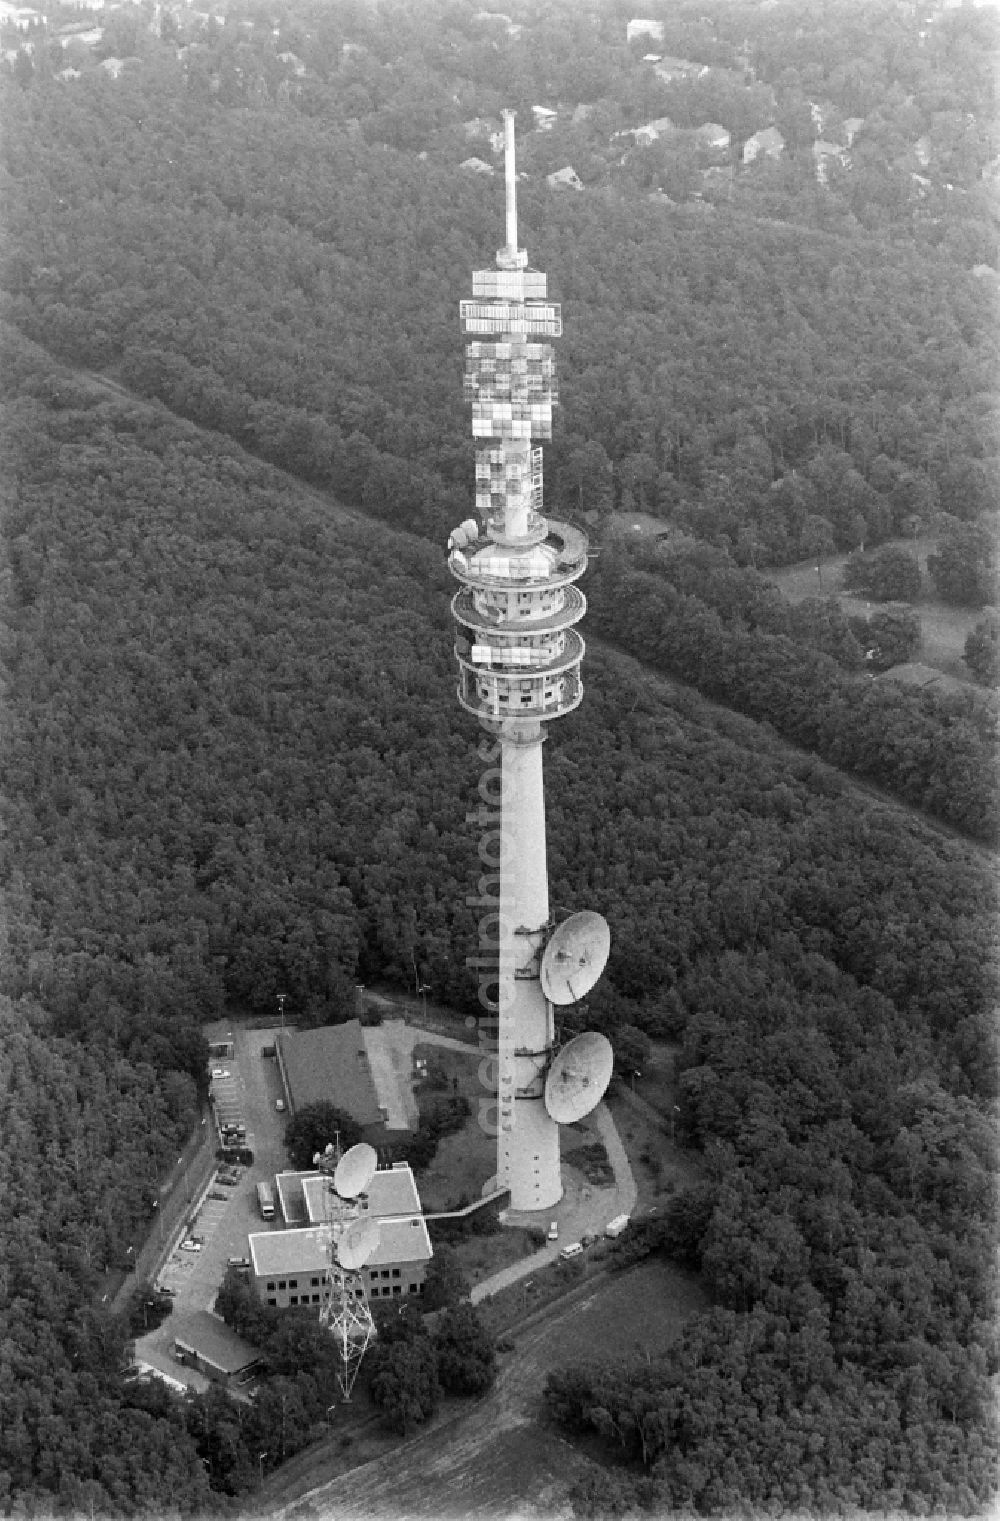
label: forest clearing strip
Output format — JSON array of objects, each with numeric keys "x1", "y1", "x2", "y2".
[
  {"x1": 36, "y1": 353, "x2": 997, "y2": 869},
  {"x1": 258, "y1": 1259, "x2": 637, "y2": 1515}
]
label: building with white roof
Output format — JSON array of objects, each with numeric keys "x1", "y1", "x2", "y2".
[
  {"x1": 249, "y1": 1163, "x2": 432, "y2": 1310},
  {"x1": 626, "y1": 18, "x2": 664, "y2": 44}
]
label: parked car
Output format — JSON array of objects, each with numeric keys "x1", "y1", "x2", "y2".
[
  {"x1": 207, "y1": 1190, "x2": 227, "y2": 1202},
  {"x1": 179, "y1": 1239, "x2": 202, "y2": 1253},
  {"x1": 560, "y1": 1242, "x2": 583, "y2": 1260},
  {"x1": 547, "y1": 1221, "x2": 559, "y2": 1241},
  {"x1": 275, "y1": 1098, "x2": 286, "y2": 1112},
  {"x1": 211, "y1": 1068, "x2": 231, "y2": 1079}
]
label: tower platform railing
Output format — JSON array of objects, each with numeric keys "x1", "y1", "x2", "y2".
[{"x1": 451, "y1": 584, "x2": 586, "y2": 634}]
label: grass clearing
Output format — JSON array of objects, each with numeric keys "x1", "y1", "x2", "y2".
[
  {"x1": 768, "y1": 538, "x2": 983, "y2": 681},
  {"x1": 632, "y1": 1039, "x2": 679, "y2": 1117},
  {"x1": 452, "y1": 1226, "x2": 536, "y2": 1285},
  {"x1": 543, "y1": 1255, "x2": 711, "y2": 1369},
  {"x1": 416, "y1": 1113, "x2": 496, "y2": 1212},
  {"x1": 409, "y1": 1043, "x2": 495, "y2": 1211}
]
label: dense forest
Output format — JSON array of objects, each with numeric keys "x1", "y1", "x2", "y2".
[
  {"x1": 2, "y1": 0, "x2": 998, "y2": 572},
  {"x1": 0, "y1": 0, "x2": 997, "y2": 1513},
  {"x1": 1, "y1": 329, "x2": 996, "y2": 1514}
]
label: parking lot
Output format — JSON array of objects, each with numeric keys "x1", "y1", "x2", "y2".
[{"x1": 136, "y1": 1024, "x2": 294, "y2": 1382}]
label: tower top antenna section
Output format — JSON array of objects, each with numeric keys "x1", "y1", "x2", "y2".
[{"x1": 497, "y1": 108, "x2": 527, "y2": 272}]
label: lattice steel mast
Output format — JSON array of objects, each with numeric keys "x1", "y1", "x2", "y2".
[{"x1": 315, "y1": 1143, "x2": 376, "y2": 1401}]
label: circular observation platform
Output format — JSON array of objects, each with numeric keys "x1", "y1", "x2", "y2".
[
  {"x1": 454, "y1": 627, "x2": 585, "y2": 679},
  {"x1": 455, "y1": 648, "x2": 583, "y2": 724},
  {"x1": 451, "y1": 583, "x2": 586, "y2": 635},
  {"x1": 448, "y1": 518, "x2": 589, "y2": 593}
]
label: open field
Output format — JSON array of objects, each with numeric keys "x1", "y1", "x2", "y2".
[
  {"x1": 453, "y1": 1226, "x2": 537, "y2": 1287},
  {"x1": 768, "y1": 538, "x2": 984, "y2": 681},
  {"x1": 261, "y1": 1256, "x2": 710, "y2": 1519},
  {"x1": 630, "y1": 1039, "x2": 679, "y2": 1119}
]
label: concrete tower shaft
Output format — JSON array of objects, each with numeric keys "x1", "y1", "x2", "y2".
[{"x1": 449, "y1": 110, "x2": 590, "y2": 1211}]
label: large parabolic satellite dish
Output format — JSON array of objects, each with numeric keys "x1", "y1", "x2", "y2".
[
  {"x1": 540, "y1": 911, "x2": 611, "y2": 1006},
  {"x1": 335, "y1": 1217, "x2": 381, "y2": 1271},
  {"x1": 334, "y1": 1143, "x2": 378, "y2": 1199},
  {"x1": 543, "y1": 1031, "x2": 614, "y2": 1124}
]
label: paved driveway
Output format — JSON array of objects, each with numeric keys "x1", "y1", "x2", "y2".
[
  {"x1": 362, "y1": 1023, "x2": 418, "y2": 1130},
  {"x1": 362, "y1": 1018, "x2": 480, "y2": 1131},
  {"x1": 471, "y1": 1099, "x2": 636, "y2": 1303}
]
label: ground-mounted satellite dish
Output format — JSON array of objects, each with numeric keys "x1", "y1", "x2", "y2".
[
  {"x1": 543, "y1": 1031, "x2": 614, "y2": 1125},
  {"x1": 335, "y1": 1217, "x2": 380, "y2": 1271},
  {"x1": 540, "y1": 911, "x2": 611, "y2": 1006},
  {"x1": 334, "y1": 1142, "x2": 377, "y2": 1199}
]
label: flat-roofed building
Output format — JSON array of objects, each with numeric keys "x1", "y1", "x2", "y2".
[
  {"x1": 172, "y1": 1311, "x2": 264, "y2": 1388},
  {"x1": 250, "y1": 1163, "x2": 432, "y2": 1309}
]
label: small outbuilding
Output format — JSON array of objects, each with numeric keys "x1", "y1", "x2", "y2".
[
  {"x1": 626, "y1": 18, "x2": 665, "y2": 44},
  {"x1": 743, "y1": 126, "x2": 784, "y2": 164},
  {"x1": 547, "y1": 166, "x2": 584, "y2": 191},
  {"x1": 172, "y1": 1311, "x2": 264, "y2": 1388}
]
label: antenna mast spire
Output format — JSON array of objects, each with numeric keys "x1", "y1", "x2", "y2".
[
  {"x1": 495, "y1": 109, "x2": 527, "y2": 272},
  {"x1": 503, "y1": 107, "x2": 517, "y2": 257}
]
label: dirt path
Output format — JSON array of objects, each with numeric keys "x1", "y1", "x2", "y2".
[{"x1": 260, "y1": 1259, "x2": 707, "y2": 1520}]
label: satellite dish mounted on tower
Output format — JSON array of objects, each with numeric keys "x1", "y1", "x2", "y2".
[
  {"x1": 335, "y1": 1216, "x2": 381, "y2": 1271},
  {"x1": 543, "y1": 1031, "x2": 614, "y2": 1125},
  {"x1": 334, "y1": 1143, "x2": 378, "y2": 1199},
  {"x1": 540, "y1": 911, "x2": 611, "y2": 1006}
]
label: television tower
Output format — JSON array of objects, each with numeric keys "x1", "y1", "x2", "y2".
[{"x1": 448, "y1": 111, "x2": 611, "y2": 1212}]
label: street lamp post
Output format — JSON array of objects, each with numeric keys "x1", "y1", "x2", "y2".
[
  {"x1": 258, "y1": 1452, "x2": 267, "y2": 1486},
  {"x1": 671, "y1": 1105, "x2": 680, "y2": 1145},
  {"x1": 276, "y1": 993, "x2": 287, "y2": 1030}
]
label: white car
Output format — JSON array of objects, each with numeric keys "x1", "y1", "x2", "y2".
[
  {"x1": 275, "y1": 1098, "x2": 286, "y2": 1112},
  {"x1": 179, "y1": 1239, "x2": 202, "y2": 1253},
  {"x1": 211, "y1": 1068, "x2": 231, "y2": 1079},
  {"x1": 547, "y1": 1221, "x2": 558, "y2": 1241}
]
